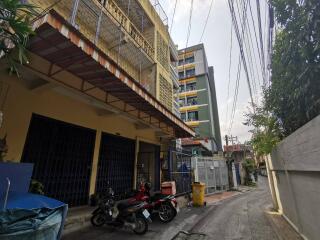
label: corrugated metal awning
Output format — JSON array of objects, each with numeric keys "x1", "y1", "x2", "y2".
[{"x1": 28, "y1": 11, "x2": 194, "y2": 138}]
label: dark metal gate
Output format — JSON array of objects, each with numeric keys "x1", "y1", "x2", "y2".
[
  {"x1": 95, "y1": 133, "x2": 135, "y2": 197},
  {"x1": 21, "y1": 114, "x2": 96, "y2": 207},
  {"x1": 137, "y1": 142, "x2": 161, "y2": 191},
  {"x1": 168, "y1": 149, "x2": 192, "y2": 195}
]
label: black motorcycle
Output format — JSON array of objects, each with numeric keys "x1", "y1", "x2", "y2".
[{"x1": 90, "y1": 187, "x2": 152, "y2": 235}]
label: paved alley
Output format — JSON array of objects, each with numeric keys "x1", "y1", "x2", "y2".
[
  {"x1": 191, "y1": 177, "x2": 278, "y2": 240},
  {"x1": 62, "y1": 177, "x2": 284, "y2": 240}
]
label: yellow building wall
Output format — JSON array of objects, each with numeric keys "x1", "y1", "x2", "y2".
[
  {"x1": 0, "y1": 71, "x2": 161, "y2": 193},
  {"x1": 28, "y1": 0, "x2": 174, "y2": 111},
  {"x1": 138, "y1": 0, "x2": 173, "y2": 109}
]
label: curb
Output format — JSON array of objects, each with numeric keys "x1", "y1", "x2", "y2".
[
  {"x1": 264, "y1": 210, "x2": 302, "y2": 240},
  {"x1": 264, "y1": 211, "x2": 284, "y2": 240}
]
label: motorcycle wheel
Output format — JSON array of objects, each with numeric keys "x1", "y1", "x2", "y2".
[
  {"x1": 158, "y1": 202, "x2": 176, "y2": 223},
  {"x1": 91, "y1": 213, "x2": 107, "y2": 227},
  {"x1": 133, "y1": 215, "x2": 148, "y2": 235}
]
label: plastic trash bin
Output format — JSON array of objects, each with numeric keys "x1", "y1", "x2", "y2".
[{"x1": 192, "y1": 182, "x2": 206, "y2": 206}]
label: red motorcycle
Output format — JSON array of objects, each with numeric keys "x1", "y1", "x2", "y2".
[{"x1": 127, "y1": 182, "x2": 179, "y2": 223}]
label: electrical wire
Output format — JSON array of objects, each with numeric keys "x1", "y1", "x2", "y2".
[
  {"x1": 255, "y1": 0, "x2": 267, "y2": 86},
  {"x1": 225, "y1": 23, "x2": 233, "y2": 124},
  {"x1": 228, "y1": 56, "x2": 242, "y2": 134},
  {"x1": 237, "y1": 0, "x2": 258, "y2": 101},
  {"x1": 248, "y1": 0, "x2": 266, "y2": 85},
  {"x1": 185, "y1": 0, "x2": 194, "y2": 49},
  {"x1": 199, "y1": 0, "x2": 215, "y2": 43},
  {"x1": 228, "y1": 0, "x2": 255, "y2": 109},
  {"x1": 243, "y1": 2, "x2": 262, "y2": 90},
  {"x1": 228, "y1": 0, "x2": 257, "y2": 134},
  {"x1": 169, "y1": 0, "x2": 178, "y2": 34}
]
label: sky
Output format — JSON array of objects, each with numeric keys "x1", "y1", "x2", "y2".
[{"x1": 157, "y1": 0, "x2": 269, "y2": 144}]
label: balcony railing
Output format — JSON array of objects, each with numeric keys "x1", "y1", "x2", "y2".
[
  {"x1": 169, "y1": 37, "x2": 178, "y2": 61},
  {"x1": 180, "y1": 86, "x2": 196, "y2": 93},
  {"x1": 170, "y1": 64, "x2": 179, "y2": 88},
  {"x1": 180, "y1": 100, "x2": 198, "y2": 107},
  {"x1": 70, "y1": 0, "x2": 155, "y2": 60}
]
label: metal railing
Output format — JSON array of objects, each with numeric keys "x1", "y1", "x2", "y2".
[
  {"x1": 165, "y1": 150, "x2": 193, "y2": 195},
  {"x1": 179, "y1": 100, "x2": 198, "y2": 107},
  {"x1": 170, "y1": 64, "x2": 179, "y2": 88},
  {"x1": 70, "y1": 0, "x2": 155, "y2": 59},
  {"x1": 193, "y1": 157, "x2": 229, "y2": 194}
]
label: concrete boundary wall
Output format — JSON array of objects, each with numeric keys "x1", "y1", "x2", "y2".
[{"x1": 268, "y1": 115, "x2": 320, "y2": 240}]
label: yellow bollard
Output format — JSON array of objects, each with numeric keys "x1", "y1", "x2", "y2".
[{"x1": 192, "y1": 182, "x2": 206, "y2": 206}]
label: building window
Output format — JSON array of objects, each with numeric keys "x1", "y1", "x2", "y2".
[
  {"x1": 185, "y1": 68, "x2": 195, "y2": 78},
  {"x1": 181, "y1": 112, "x2": 187, "y2": 121},
  {"x1": 179, "y1": 98, "x2": 185, "y2": 106},
  {"x1": 185, "y1": 56, "x2": 194, "y2": 64},
  {"x1": 179, "y1": 85, "x2": 185, "y2": 93},
  {"x1": 188, "y1": 111, "x2": 198, "y2": 121},
  {"x1": 186, "y1": 82, "x2": 196, "y2": 91},
  {"x1": 178, "y1": 59, "x2": 184, "y2": 66},
  {"x1": 187, "y1": 96, "x2": 197, "y2": 105},
  {"x1": 178, "y1": 71, "x2": 185, "y2": 79}
]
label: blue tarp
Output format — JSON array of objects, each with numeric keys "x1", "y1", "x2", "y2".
[
  {"x1": 0, "y1": 163, "x2": 33, "y2": 194},
  {"x1": 0, "y1": 192, "x2": 68, "y2": 240}
]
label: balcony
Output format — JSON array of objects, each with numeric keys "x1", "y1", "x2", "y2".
[
  {"x1": 170, "y1": 64, "x2": 179, "y2": 89},
  {"x1": 26, "y1": 4, "x2": 195, "y2": 138},
  {"x1": 180, "y1": 85, "x2": 196, "y2": 93},
  {"x1": 169, "y1": 37, "x2": 179, "y2": 61},
  {"x1": 180, "y1": 100, "x2": 198, "y2": 107},
  {"x1": 30, "y1": 0, "x2": 156, "y2": 86}
]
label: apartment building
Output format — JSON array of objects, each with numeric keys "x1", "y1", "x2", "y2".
[
  {"x1": 0, "y1": 0, "x2": 194, "y2": 207},
  {"x1": 178, "y1": 44, "x2": 222, "y2": 154}
]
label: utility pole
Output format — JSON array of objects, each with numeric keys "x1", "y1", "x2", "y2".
[
  {"x1": 225, "y1": 135, "x2": 238, "y2": 146},
  {"x1": 225, "y1": 135, "x2": 229, "y2": 146}
]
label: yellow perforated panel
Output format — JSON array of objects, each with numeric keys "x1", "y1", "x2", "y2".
[{"x1": 159, "y1": 74, "x2": 172, "y2": 110}]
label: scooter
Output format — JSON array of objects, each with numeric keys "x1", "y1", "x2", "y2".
[
  {"x1": 90, "y1": 186, "x2": 152, "y2": 235},
  {"x1": 128, "y1": 182, "x2": 179, "y2": 223}
]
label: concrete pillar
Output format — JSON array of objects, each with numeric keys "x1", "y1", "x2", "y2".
[
  {"x1": 232, "y1": 162, "x2": 238, "y2": 189},
  {"x1": 133, "y1": 138, "x2": 140, "y2": 189},
  {"x1": 89, "y1": 130, "x2": 102, "y2": 195},
  {"x1": 265, "y1": 154, "x2": 279, "y2": 211}
]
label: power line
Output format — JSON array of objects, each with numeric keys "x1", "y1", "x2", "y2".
[
  {"x1": 248, "y1": 0, "x2": 266, "y2": 85},
  {"x1": 228, "y1": 0, "x2": 248, "y2": 134},
  {"x1": 169, "y1": 0, "x2": 178, "y2": 34},
  {"x1": 237, "y1": 0, "x2": 258, "y2": 101},
  {"x1": 185, "y1": 0, "x2": 194, "y2": 49},
  {"x1": 199, "y1": 0, "x2": 215, "y2": 42},
  {"x1": 255, "y1": 0, "x2": 267, "y2": 86},
  {"x1": 243, "y1": 1, "x2": 262, "y2": 90},
  {"x1": 228, "y1": 0, "x2": 255, "y2": 109},
  {"x1": 228, "y1": 56, "x2": 242, "y2": 134},
  {"x1": 225, "y1": 23, "x2": 233, "y2": 124}
]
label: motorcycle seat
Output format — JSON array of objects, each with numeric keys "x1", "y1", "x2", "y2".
[
  {"x1": 150, "y1": 193, "x2": 171, "y2": 202},
  {"x1": 117, "y1": 200, "x2": 143, "y2": 211}
]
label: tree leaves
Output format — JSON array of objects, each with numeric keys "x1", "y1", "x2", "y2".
[
  {"x1": 245, "y1": 0, "x2": 320, "y2": 156},
  {"x1": 267, "y1": 0, "x2": 320, "y2": 135},
  {"x1": 0, "y1": 0, "x2": 38, "y2": 76}
]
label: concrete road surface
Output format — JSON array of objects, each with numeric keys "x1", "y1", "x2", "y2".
[
  {"x1": 63, "y1": 177, "x2": 279, "y2": 240},
  {"x1": 191, "y1": 177, "x2": 278, "y2": 240}
]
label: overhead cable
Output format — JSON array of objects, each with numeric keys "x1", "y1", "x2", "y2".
[
  {"x1": 199, "y1": 0, "x2": 215, "y2": 43},
  {"x1": 225, "y1": 23, "x2": 233, "y2": 124},
  {"x1": 248, "y1": 0, "x2": 266, "y2": 85},
  {"x1": 228, "y1": 0, "x2": 255, "y2": 109},
  {"x1": 255, "y1": 0, "x2": 267, "y2": 85},
  {"x1": 169, "y1": 0, "x2": 178, "y2": 34}
]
